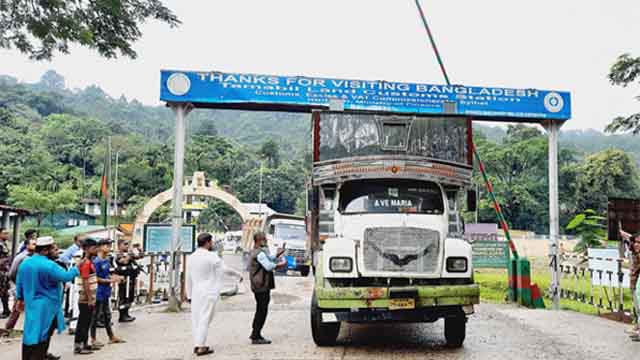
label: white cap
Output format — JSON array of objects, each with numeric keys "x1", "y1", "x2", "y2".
[{"x1": 36, "y1": 236, "x2": 54, "y2": 246}]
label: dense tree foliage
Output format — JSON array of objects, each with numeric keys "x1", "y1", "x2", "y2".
[
  {"x1": 472, "y1": 125, "x2": 640, "y2": 233},
  {"x1": 606, "y1": 53, "x2": 640, "y2": 135},
  {"x1": 0, "y1": 0, "x2": 179, "y2": 60},
  {"x1": 1, "y1": 71, "x2": 639, "y2": 235},
  {"x1": 0, "y1": 72, "x2": 310, "y2": 230}
]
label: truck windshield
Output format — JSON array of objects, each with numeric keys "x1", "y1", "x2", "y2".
[
  {"x1": 275, "y1": 224, "x2": 306, "y2": 242},
  {"x1": 339, "y1": 179, "x2": 444, "y2": 215}
]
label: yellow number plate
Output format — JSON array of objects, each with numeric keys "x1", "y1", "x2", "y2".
[{"x1": 389, "y1": 298, "x2": 415, "y2": 310}]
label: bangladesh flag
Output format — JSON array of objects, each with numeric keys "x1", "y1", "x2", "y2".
[{"x1": 101, "y1": 153, "x2": 110, "y2": 227}]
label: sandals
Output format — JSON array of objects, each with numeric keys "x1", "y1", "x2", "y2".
[
  {"x1": 74, "y1": 348, "x2": 93, "y2": 355},
  {"x1": 110, "y1": 336, "x2": 126, "y2": 344},
  {"x1": 195, "y1": 346, "x2": 215, "y2": 356}
]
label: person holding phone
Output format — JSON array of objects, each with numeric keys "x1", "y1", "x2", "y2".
[{"x1": 249, "y1": 231, "x2": 287, "y2": 345}]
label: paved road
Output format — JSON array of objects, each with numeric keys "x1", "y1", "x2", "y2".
[{"x1": 2, "y1": 253, "x2": 638, "y2": 359}]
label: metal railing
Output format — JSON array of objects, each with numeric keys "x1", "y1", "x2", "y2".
[{"x1": 555, "y1": 253, "x2": 636, "y2": 320}]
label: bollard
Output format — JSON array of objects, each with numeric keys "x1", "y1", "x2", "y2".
[
  {"x1": 516, "y1": 257, "x2": 532, "y2": 307},
  {"x1": 507, "y1": 257, "x2": 518, "y2": 302},
  {"x1": 531, "y1": 283, "x2": 546, "y2": 309}
]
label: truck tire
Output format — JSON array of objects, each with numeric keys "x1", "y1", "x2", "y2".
[
  {"x1": 444, "y1": 316, "x2": 466, "y2": 348},
  {"x1": 300, "y1": 266, "x2": 310, "y2": 277},
  {"x1": 311, "y1": 291, "x2": 340, "y2": 346}
]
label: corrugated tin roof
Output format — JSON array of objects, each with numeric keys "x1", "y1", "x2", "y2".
[{"x1": 0, "y1": 204, "x2": 32, "y2": 215}]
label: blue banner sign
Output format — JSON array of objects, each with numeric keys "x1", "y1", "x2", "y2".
[
  {"x1": 160, "y1": 70, "x2": 571, "y2": 121},
  {"x1": 143, "y1": 224, "x2": 196, "y2": 253}
]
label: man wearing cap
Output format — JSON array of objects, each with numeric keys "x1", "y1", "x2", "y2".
[
  {"x1": 16, "y1": 236, "x2": 80, "y2": 360},
  {"x1": 4, "y1": 235, "x2": 37, "y2": 331},
  {"x1": 73, "y1": 237, "x2": 99, "y2": 355},
  {"x1": 90, "y1": 238, "x2": 125, "y2": 347}
]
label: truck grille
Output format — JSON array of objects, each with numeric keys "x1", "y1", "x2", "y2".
[
  {"x1": 363, "y1": 227, "x2": 440, "y2": 274},
  {"x1": 285, "y1": 248, "x2": 305, "y2": 260}
]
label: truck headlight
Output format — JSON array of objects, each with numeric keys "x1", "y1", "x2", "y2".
[
  {"x1": 446, "y1": 257, "x2": 468, "y2": 272},
  {"x1": 329, "y1": 257, "x2": 353, "y2": 273}
]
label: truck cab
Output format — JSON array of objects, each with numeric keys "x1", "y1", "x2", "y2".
[
  {"x1": 265, "y1": 214, "x2": 311, "y2": 276},
  {"x1": 308, "y1": 111, "x2": 479, "y2": 347}
]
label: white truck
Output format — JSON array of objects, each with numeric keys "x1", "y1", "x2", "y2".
[
  {"x1": 307, "y1": 111, "x2": 479, "y2": 347},
  {"x1": 264, "y1": 213, "x2": 311, "y2": 276}
]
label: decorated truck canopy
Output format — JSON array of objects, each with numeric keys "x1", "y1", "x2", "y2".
[{"x1": 160, "y1": 70, "x2": 571, "y2": 121}]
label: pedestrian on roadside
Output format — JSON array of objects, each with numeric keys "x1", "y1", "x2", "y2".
[
  {"x1": 59, "y1": 233, "x2": 82, "y2": 325},
  {"x1": 90, "y1": 239, "x2": 126, "y2": 347},
  {"x1": 59, "y1": 234, "x2": 84, "y2": 266},
  {"x1": 249, "y1": 231, "x2": 287, "y2": 345},
  {"x1": 16, "y1": 236, "x2": 79, "y2": 360},
  {"x1": 66, "y1": 249, "x2": 84, "y2": 335},
  {"x1": 115, "y1": 239, "x2": 139, "y2": 322},
  {"x1": 186, "y1": 232, "x2": 243, "y2": 356},
  {"x1": 17, "y1": 229, "x2": 38, "y2": 255},
  {"x1": 627, "y1": 235, "x2": 640, "y2": 342},
  {"x1": 4, "y1": 236, "x2": 37, "y2": 331},
  {"x1": 621, "y1": 228, "x2": 640, "y2": 336},
  {"x1": 73, "y1": 238, "x2": 99, "y2": 355},
  {"x1": 0, "y1": 227, "x2": 11, "y2": 318}
]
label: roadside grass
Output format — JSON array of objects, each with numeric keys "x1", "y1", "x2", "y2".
[{"x1": 475, "y1": 267, "x2": 635, "y2": 317}]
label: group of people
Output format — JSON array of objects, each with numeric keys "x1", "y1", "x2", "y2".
[
  {"x1": 186, "y1": 231, "x2": 286, "y2": 356},
  {"x1": 0, "y1": 228, "x2": 144, "y2": 360}
]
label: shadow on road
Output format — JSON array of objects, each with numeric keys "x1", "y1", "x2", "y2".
[{"x1": 336, "y1": 321, "x2": 464, "y2": 354}]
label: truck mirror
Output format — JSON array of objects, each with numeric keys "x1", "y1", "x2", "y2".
[{"x1": 467, "y1": 190, "x2": 477, "y2": 212}]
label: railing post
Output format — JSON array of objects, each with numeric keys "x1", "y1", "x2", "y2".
[{"x1": 147, "y1": 254, "x2": 155, "y2": 304}]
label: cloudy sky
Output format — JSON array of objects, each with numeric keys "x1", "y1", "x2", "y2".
[{"x1": 1, "y1": 0, "x2": 639, "y2": 130}]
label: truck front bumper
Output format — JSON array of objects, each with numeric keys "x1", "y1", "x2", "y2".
[{"x1": 316, "y1": 284, "x2": 480, "y2": 310}]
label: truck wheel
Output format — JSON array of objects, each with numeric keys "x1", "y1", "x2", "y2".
[
  {"x1": 444, "y1": 316, "x2": 466, "y2": 348},
  {"x1": 311, "y1": 291, "x2": 340, "y2": 346},
  {"x1": 300, "y1": 266, "x2": 310, "y2": 277}
]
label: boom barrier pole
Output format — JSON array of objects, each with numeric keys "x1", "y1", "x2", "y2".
[{"x1": 470, "y1": 142, "x2": 519, "y2": 260}]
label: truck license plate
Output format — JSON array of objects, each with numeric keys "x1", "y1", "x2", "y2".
[{"x1": 389, "y1": 298, "x2": 415, "y2": 310}]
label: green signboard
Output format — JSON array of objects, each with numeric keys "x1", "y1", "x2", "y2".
[
  {"x1": 472, "y1": 241, "x2": 510, "y2": 269},
  {"x1": 143, "y1": 224, "x2": 196, "y2": 253}
]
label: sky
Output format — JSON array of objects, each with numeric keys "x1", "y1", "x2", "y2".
[{"x1": 1, "y1": 0, "x2": 639, "y2": 131}]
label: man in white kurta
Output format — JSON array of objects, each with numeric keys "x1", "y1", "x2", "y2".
[{"x1": 187, "y1": 233, "x2": 241, "y2": 356}]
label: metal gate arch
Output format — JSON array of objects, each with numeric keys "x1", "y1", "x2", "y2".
[{"x1": 132, "y1": 172, "x2": 253, "y2": 245}]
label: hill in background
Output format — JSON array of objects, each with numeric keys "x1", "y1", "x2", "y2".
[{"x1": 2, "y1": 70, "x2": 638, "y2": 165}]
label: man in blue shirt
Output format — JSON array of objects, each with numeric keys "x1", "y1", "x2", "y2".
[
  {"x1": 90, "y1": 239, "x2": 125, "y2": 347},
  {"x1": 248, "y1": 232, "x2": 286, "y2": 345},
  {"x1": 16, "y1": 236, "x2": 79, "y2": 360},
  {"x1": 59, "y1": 235, "x2": 83, "y2": 265}
]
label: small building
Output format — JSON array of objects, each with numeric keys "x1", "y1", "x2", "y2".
[
  {"x1": 28, "y1": 210, "x2": 96, "y2": 230},
  {"x1": 0, "y1": 204, "x2": 31, "y2": 257},
  {"x1": 82, "y1": 198, "x2": 127, "y2": 217},
  {"x1": 55, "y1": 225, "x2": 123, "y2": 242}
]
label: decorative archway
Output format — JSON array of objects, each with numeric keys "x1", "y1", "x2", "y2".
[{"x1": 133, "y1": 172, "x2": 255, "y2": 244}]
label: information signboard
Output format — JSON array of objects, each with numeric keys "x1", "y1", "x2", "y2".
[
  {"x1": 160, "y1": 70, "x2": 571, "y2": 121},
  {"x1": 472, "y1": 241, "x2": 509, "y2": 269},
  {"x1": 143, "y1": 224, "x2": 196, "y2": 253}
]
